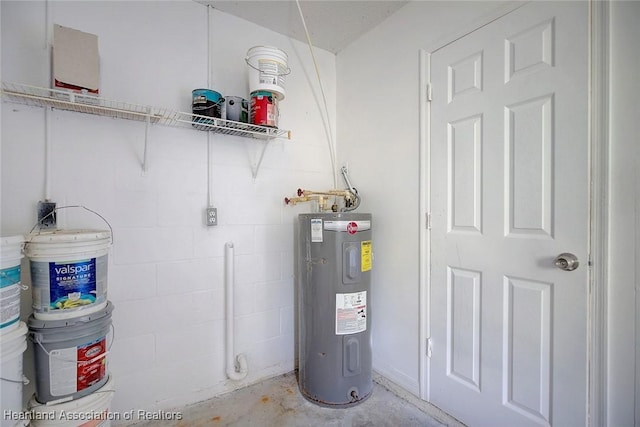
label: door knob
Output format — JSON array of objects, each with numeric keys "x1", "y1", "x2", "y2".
[{"x1": 554, "y1": 253, "x2": 579, "y2": 271}]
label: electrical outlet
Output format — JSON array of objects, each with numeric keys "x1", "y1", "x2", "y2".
[
  {"x1": 37, "y1": 200, "x2": 57, "y2": 229},
  {"x1": 206, "y1": 207, "x2": 217, "y2": 226}
]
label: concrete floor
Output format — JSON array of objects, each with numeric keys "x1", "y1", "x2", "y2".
[{"x1": 134, "y1": 372, "x2": 462, "y2": 427}]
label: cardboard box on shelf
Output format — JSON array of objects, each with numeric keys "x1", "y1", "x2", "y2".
[{"x1": 53, "y1": 24, "x2": 99, "y2": 95}]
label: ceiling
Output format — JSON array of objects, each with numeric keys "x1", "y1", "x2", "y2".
[{"x1": 195, "y1": 1, "x2": 410, "y2": 54}]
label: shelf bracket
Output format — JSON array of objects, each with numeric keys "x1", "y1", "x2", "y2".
[{"x1": 251, "y1": 140, "x2": 271, "y2": 180}]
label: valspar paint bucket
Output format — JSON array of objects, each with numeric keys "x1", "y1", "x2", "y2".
[
  {"x1": 0, "y1": 321, "x2": 28, "y2": 427},
  {"x1": 28, "y1": 302, "x2": 113, "y2": 404},
  {"x1": 28, "y1": 374, "x2": 115, "y2": 427},
  {"x1": 24, "y1": 229, "x2": 111, "y2": 321},
  {"x1": 1, "y1": 235, "x2": 24, "y2": 333},
  {"x1": 250, "y1": 91, "x2": 279, "y2": 128},
  {"x1": 245, "y1": 46, "x2": 289, "y2": 100}
]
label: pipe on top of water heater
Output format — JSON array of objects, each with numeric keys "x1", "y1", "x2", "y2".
[{"x1": 283, "y1": 166, "x2": 361, "y2": 212}]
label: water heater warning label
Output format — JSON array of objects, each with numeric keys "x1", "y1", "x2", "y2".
[
  {"x1": 311, "y1": 218, "x2": 323, "y2": 242},
  {"x1": 335, "y1": 291, "x2": 367, "y2": 335},
  {"x1": 361, "y1": 240, "x2": 372, "y2": 272}
]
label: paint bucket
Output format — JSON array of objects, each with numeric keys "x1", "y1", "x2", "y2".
[
  {"x1": 1, "y1": 235, "x2": 24, "y2": 334},
  {"x1": 225, "y1": 96, "x2": 248, "y2": 123},
  {"x1": 0, "y1": 321, "x2": 28, "y2": 427},
  {"x1": 28, "y1": 374, "x2": 115, "y2": 427},
  {"x1": 250, "y1": 91, "x2": 279, "y2": 128},
  {"x1": 24, "y1": 229, "x2": 111, "y2": 321},
  {"x1": 192, "y1": 89, "x2": 224, "y2": 129},
  {"x1": 245, "y1": 46, "x2": 289, "y2": 100},
  {"x1": 28, "y1": 301, "x2": 113, "y2": 404}
]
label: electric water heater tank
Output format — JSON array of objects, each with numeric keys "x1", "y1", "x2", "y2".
[{"x1": 297, "y1": 212, "x2": 373, "y2": 407}]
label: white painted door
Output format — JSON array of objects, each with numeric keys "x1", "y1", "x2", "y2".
[{"x1": 428, "y1": 2, "x2": 588, "y2": 426}]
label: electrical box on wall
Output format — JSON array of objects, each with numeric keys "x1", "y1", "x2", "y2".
[
  {"x1": 206, "y1": 207, "x2": 217, "y2": 226},
  {"x1": 37, "y1": 200, "x2": 56, "y2": 229}
]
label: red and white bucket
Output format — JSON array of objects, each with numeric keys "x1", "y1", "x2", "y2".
[
  {"x1": 28, "y1": 302, "x2": 114, "y2": 404},
  {"x1": 250, "y1": 91, "x2": 279, "y2": 128}
]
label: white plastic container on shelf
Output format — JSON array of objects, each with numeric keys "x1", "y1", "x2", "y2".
[{"x1": 246, "y1": 45, "x2": 289, "y2": 100}]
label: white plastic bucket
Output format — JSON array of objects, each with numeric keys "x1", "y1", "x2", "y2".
[
  {"x1": 245, "y1": 45, "x2": 289, "y2": 100},
  {"x1": 28, "y1": 302, "x2": 113, "y2": 404},
  {"x1": 24, "y1": 229, "x2": 111, "y2": 320},
  {"x1": 1, "y1": 235, "x2": 25, "y2": 333},
  {"x1": 0, "y1": 321, "x2": 28, "y2": 427},
  {"x1": 28, "y1": 374, "x2": 115, "y2": 427}
]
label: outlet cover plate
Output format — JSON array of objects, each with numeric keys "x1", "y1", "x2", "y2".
[{"x1": 206, "y1": 207, "x2": 217, "y2": 226}]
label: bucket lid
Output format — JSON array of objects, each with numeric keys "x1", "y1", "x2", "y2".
[
  {"x1": 24, "y1": 229, "x2": 112, "y2": 259},
  {"x1": 192, "y1": 88, "x2": 223, "y2": 100},
  {"x1": 28, "y1": 301, "x2": 114, "y2": 330},
  {"x1": 251, "y1": 90, "x2": 278, "y2": 98},
  {"x1": 0, "y1": 321, "x2": 27, "y2": 343},
  {"x1": 26, "y1": 229, "x2": 111, "y2": 244},
  {"x1": 1, "y1": 235, "x2": 24, "y2": 269},
  {"x1": 1, "y1": 235, "x2": 25, "y2": 259},
  {"x1": 1, "y1": 235, "x2": 25, "y2": 247},
  {"x1": 28, "y1": 374, "x2": 115, "y2": 415},
  {"x1": 247, "y1": 45, "x2": 289, "y2": 60}
]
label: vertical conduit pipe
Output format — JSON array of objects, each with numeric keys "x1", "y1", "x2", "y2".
[
  {"x1": 207, "y1": 5, "x2": 215, "y2": 208},
  {"x1": 44, "y1": 0, "x2": 52, "y2": 200},
  {"x1": 225, "y1": 242, "x2": 248, "y2": 381}
]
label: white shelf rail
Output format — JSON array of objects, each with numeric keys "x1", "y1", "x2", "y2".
[
  {"x1": 1, "y1": 82, "x2": 291, "y2": 138},
  {"x1": 1, "y1": 82, "x2": 291, "y2": 174}
]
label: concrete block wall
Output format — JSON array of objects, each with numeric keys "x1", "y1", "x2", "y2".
[
  {"x1": 4, "y1": 1, "x2": 637, "y2": 424},
  {"x1": 1, "y1": 0, "x2": 336, "y2": 419}
]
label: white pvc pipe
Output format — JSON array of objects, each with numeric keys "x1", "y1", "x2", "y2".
[
  {"x1": 44, "y1": 0, "x2": 52, "y2": 200},
  {"x1": 225, "y1": 242, "x2": 248, "y2": 381},
  {"x1": 207, "y1": 5, "x2": 215, "y2": 208}
]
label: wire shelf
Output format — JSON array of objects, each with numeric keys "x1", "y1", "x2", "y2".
[{"x1": 1, "y1": 82, "x2": 291, "y2": 140}]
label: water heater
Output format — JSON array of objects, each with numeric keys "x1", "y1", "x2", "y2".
[{"x1": 297, "y1": 212, "x2": 373, "y2": 407}]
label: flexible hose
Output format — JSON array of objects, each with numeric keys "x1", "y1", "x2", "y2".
[
  {"x1": 340, "y1": 166, "x2": 361, "y2": 212},
  {"x1": 295, "y1": 0, "x2": 338, "y2": 189}
]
